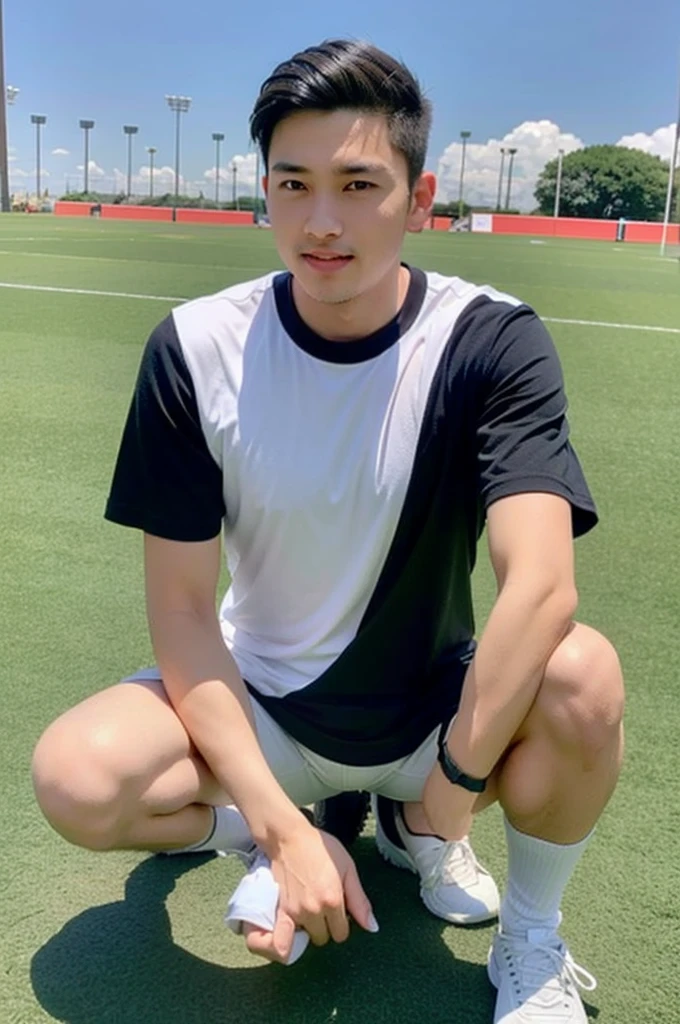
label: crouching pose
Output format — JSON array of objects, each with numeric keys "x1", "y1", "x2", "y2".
[{"x1": 33, "y1": 39, "x2": 624, "y2": 1024}]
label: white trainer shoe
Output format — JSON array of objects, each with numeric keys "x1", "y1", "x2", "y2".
[
  {"x1": 372, "y1": 795, "x2": 499, "y2": 925},
  {"x1": 488, "y1": 928, "x2": 597, "y2": 1023}
]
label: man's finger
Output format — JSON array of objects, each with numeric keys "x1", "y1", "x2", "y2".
[
  {"x1": 325, "y1": 898, "x2": 350, "y2": 944},
  {"x1": 343, "y1": 859, "x2": 379, "y2": 933},
  {"x1": 243, "y1": 922, "x2": 288, "y2": 964},
  {"x1": 299, "y1": 908, "x2": 331, "y2": 947},
  {"x1": 271, "y1": 907, "x2": 297, "y2": 960}
]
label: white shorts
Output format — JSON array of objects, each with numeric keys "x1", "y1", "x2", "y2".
[{"x1": 124, "y1": 667, "x2": 440, "y2": 806}]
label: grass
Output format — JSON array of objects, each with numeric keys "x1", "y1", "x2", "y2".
[{"x1": 1, "y1": 216, "x2": 678, "y2": 1023}]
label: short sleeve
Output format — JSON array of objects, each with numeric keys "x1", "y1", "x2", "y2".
[
  {"x1": 104, "y1": 315, "x2": 226, "y2": 541},
  {"x1": 474, "y1": 304, "x2": 597, "y2": 538}
]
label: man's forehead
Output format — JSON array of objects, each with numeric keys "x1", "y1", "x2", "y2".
[{"x1": 269, "y1": 109, "x2": 399, "y2": 168}]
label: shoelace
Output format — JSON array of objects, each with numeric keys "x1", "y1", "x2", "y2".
[
  {"x1": 422, "y1": 837, "x2": 482, "y2": 889},
  {"x1": 505, "y1": 938, "x2": 597, "y2": 1008}
]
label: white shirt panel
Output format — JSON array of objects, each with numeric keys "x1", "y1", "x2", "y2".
[{"x1": 173, "y1": 272, "x2": 521, "y2": 698}]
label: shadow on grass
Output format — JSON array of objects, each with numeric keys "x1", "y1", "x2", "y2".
[{"x1": 31, "y1": 839, "x2": 497, "y2": 1024}]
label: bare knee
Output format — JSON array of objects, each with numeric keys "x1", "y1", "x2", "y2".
[
  {"x1": 32, "y1": 715, "x2": 136, "y2": 851},
  {"x1": 528, "y1": 624, "x2": 625, "y2": 765}
]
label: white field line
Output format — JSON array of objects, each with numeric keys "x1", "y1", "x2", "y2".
[
  {"x1": 1, "y1": 279, "x2": 679, "y2": 334},
  {"x1": 2, "y1": 246, "x2": 675, "y2": 275},
  {"x1": 543, "y1": 316, "x2": 680, "y2": 335},
  {"x1": 0, "y1": 281, "x2": 184, "y2": 302},
  {"x1": 0, "y1": 249, "x2": 266, "y2": 273}
]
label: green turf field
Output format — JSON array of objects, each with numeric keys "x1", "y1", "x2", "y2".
[{"x1": 1, "y1": 216, "x2": 678, "y2": 1023}]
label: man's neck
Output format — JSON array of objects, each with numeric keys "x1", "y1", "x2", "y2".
[{"x1": 291, "y1": 264, "x2": 411, "y2": 342}]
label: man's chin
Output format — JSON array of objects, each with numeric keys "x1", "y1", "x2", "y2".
[{"x1": 295, "y1": 276, "x2": 360, "y2": 307}]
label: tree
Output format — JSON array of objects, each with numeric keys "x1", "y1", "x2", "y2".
[{"x1": 534, "y1": 145, "x2": 676, "y2": 221}]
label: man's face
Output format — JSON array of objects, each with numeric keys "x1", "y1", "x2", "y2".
[{"x1": 265, "y1": 109, "x2": 433, "y2": 307}]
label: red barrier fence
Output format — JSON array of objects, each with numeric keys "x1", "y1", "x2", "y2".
[
  {"x1": 484, "y1": 214, "x2": 679, "y2": 244},
  {"x1": 53, "y1": 202, "x2": 679, "y2": 245},
  {"x1": 54, "y1": 202, "x2": 254, "y2": 226}
]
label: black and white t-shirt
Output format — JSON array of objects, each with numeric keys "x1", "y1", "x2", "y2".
[{"x1": 106, "y1": 266, "x2": 597, "y2": 765}]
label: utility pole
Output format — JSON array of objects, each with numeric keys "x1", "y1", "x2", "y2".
[
  {"x1": 165, "y1": 95, "x2": 191, "y2": 206},
  {"x1": 212, "y1": 132, "x2": 224, "y2": 205},
  {"x1": 79, "y1": 119, "x2": 95, "y2": 193},
  {"x1": 31, "y1": 114, "x2": 46, "y2": 200},
  {"x1": 553, "y1": 149, "x2": 565, "y2": 218},
  {"x1": 147, "y1": 146, "x2": 156, "y2": 199},
  {"x1": 505, "y1": 148, "x2": 518, "y2": 210},
  {"x1": 458, "y1": 129, "x2": 471, "y2": 220},
  {"x1": 123, "y1": 125, "x2": 138, "y2": 198},
  {"x1": 0, "y1": 0, "x2": 13, "y2": 212},
  {"x1": 496, "y1": 148, "x2": 506, "y2": 212}
]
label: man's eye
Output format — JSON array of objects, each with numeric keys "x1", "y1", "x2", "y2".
[
  {"x1": 346, "y1": 181, "x2": 376, "y2": 192},
  {"x1": 281, "y1": 180, "x2": 306, "y2": 191}
]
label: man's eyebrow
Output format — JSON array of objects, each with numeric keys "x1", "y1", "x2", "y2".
[{"x1": 270, "y1": 160, "x2": 390, "y2": 176}]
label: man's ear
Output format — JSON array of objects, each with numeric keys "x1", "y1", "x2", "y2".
[
  {"x1": 262, "y1": 176, "x2": 269, "y2": 198},
  {"x1": 406, "y1": 172, "x2": 436, "y2": 233}
]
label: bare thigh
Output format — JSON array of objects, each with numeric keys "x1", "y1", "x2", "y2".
[{"x1": 33, "y1": 671, "x2": 335, "y2": 823}]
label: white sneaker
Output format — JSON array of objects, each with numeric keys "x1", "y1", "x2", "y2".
[
  {"x1": 372, "y1": 795, "x2": 499, "y2": 925},
  {"x1": 488, "y1": 928, "x2": 597, "y2": 1023}
]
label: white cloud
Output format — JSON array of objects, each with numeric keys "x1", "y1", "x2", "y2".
[
  {"x1": 435, "y1": 120, "x2": 584, "y2": 213},
  {"x1": 51, "y1": 147, "x2": 69, "y2": 156},
  {"x1": 204, "y1": 152, "x2": 259, "y2": 195},
  {"x1": 436, "y1": 119, "x2": 679, "y2": 213},
  {"x1": 76, "y1": 160, "x2": 106, "y2": 178},
  {"x1": 616, "y1": 123, "x2": 678, "y2": 161},
  {"x1": 138, "y1": 164, "x2": 177, "y2": 184}
]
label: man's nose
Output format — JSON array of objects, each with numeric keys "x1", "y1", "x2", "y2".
[{"x1": 304, "y1": 198, "x2": 342, "y2": 240}]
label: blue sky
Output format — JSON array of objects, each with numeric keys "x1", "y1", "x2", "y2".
[{"x1": 4, "y1": 0, "x2": 680, "y2": 209}]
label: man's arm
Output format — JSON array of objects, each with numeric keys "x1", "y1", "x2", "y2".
[
  {"x1": 144, "y1": 531, "x2": 305, "y2": 846},
  {"x1": 145, "y1": 532, "x2": 376, "y2": 958},
  {"x1": 422, "y1": 491, "x2": 577, "y2": 837}
]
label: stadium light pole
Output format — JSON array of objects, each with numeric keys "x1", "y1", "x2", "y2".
[
  {"x1": 505, "y1": 147, "x2": 518, "y2": 210},
  {"x1": 123, "y1": 125, "x2": 138, "y2": 199},
  {"x1": 30, "y1": 114, "x2": 46, "y2": 200},
  {"x1": 147, "y1": 146, "x2": 156, "y2": 199},
  {"x1": 165, "y1": 95, "x2": 191, "y2": 206},
  {"x1": 231, "y1": 160, "x2": 238, "y2": 208},
  {"x1": 554, "y1": 148, "x2": 565, "y2": 218},
  {"x1": 0, "y1": 0, "x2": 15, "y2": 213},
  {"x1": 254, "y1": 147, "x2": 260, "y2": 222},
  {"x1": 211, "y1": 132, "x2": 224, "y2": 205},
  {"x1": 458, "y1": 129, "x2": 471, "y2": 220},
  {"x1": 79, "y1": 119, "x2": 94, "y2": 193},
  {"x1": 496, "y1": 148, "x2": 506, "y2": 212},
  {"x1": 660, "y1": 55, "x2": 680, "y2": 257}
]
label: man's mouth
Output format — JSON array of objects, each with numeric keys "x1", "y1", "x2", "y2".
[{"x1": 301, "y1": 252, "x2": 354, "y2": 272}]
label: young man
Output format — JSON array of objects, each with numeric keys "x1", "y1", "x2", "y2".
[{"x1": 33, "y1": 39, "x2": 624, "y2": 1023}]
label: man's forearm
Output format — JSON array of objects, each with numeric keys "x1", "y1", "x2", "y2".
[
  {"x1": 423, "y1": 581, "x2": 575, "y2": 835},
  {"x1": 149, "y1": 609, "x2": 304, "y2": 851},
  {"x1": 448, "y1": 581, "x2": 576, "y2": 776}
]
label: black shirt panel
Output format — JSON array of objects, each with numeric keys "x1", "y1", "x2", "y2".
[
  {"x1": 254, "y1": 296, "x2": 597, "y2": 765},
  {"x1": 471, "y1": 299, "x2": 598, "y2": 537},
  {"x1": 105, "y1": 315, "x2": 226, "y2": 541}
]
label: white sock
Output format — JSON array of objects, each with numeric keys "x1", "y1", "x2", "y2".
[
  {"x1": 500, "y1": 817, "x2": 592, "y2": 937},
  {"x1": 170, "y1": 805, "x2": 253, "y2": 855}
]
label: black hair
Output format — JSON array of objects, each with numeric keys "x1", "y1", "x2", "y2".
[{"x1": 250, "y1": 39, "x2": 432, "y2": 190}]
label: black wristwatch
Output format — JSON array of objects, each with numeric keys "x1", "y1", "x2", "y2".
[{"x1": 437, "y1": 722, "x2": 487, "y2": 793}]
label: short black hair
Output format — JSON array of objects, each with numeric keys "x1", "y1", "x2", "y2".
[{"x1": 250, "y1": 39, "x2": 432, "y2": 190}]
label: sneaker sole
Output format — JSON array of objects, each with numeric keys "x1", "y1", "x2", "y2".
[
  {"x1": 375, "y1": 826, "x2": 498, "y2": 926},
  {"x1": 375, "y1": 826, "x2": 419, "y2": 875}
]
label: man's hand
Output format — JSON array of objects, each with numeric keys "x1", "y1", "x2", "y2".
[{"x1": 243, "y1": 823, "x2": 377, "y2": 964}]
